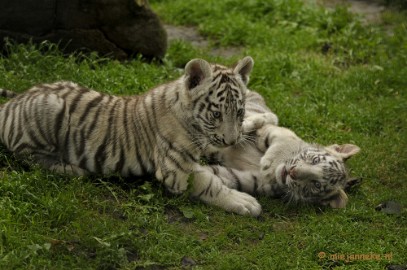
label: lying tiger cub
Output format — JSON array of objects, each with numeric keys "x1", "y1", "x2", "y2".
[{"x1": 205, "y1": 90, "x2": 360, "y2": 210}]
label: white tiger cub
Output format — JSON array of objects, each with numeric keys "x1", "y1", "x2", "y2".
[
  {"x1": 205, "y1": 91, "x2": 360, "y2": 209},
  {"x1": 0, "y1": 56, "x2": 262, "y2": 216}
]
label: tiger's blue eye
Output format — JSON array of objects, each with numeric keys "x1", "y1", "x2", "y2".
[
  {"x1": 311, "y1": 156, "x2": 320, "y2": 165},
  {"x1": 212, "y1": 111, "x2": 221, "y2": 118}
]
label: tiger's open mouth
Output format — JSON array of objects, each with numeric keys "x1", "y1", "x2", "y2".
[
  {"x1": 281, "y1": 166, "x2": 297, "y2": 187},
  {"x1": 281, "y1": 167, "x2": 288, "y2": 184}
]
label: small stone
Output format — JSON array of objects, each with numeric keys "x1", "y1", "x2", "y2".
[
  {"x1": 181, "y1": 256, "x2": 197, "y2": 267},
  {"x1": 387, "y1": 264, "x2": 407, "y2": 270},
  {"x1": 375, "y1": 201, "x2": 403, "y2": 215}
]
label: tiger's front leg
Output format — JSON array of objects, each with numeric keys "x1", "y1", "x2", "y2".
[
  {"x1": 155, "y1": 165, "x2": 190, "y2": 195},
  {"x1": 207, "y1": 165, "x2": 286, "y2": 198},
  {"x1": 153, "y1": 148, "x2": 200, "y2": 194},
  {"x1": 190, "y1": 165, "x2": 262, "y2": 217},
  {"x1": 155, "y1": 162, "x2": 261, "y2": 216}
]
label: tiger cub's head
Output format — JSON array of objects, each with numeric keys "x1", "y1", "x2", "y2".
[
  {"x1": 275, "y1": 144, "x2": 360, "y2": 208},
  {"x1": 183, "y1": 56, "x2": 254, "y2": 148}
]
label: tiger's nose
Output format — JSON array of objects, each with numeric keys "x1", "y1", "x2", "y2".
[
  {"x1": 222, "y1": 138, "x2": 236, "y2": 146},
  {"x1": 289, "y1": 167, "x2": 297, "y2": 179},
  {"x1": 222, "y1": 133, "x2": 241, "y2": 146}
]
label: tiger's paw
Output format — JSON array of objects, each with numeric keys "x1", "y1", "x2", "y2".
[
  {"x1": 156, "y1": 169, "x2": 189, "y2": 195},
  {"x1": 242, "y1": 112, "x2": 278, "y2": 133},
  {"x1": 221, "y1": 190, "x2": 262, "y2": 217},
  {"x1": 260, "y1": 155, "x2": 274, "y2": 180},
  {"x1": 165, "y1": 179, "x2": 189, "y2": 195}
]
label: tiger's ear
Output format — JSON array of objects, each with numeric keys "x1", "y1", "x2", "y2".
[
  {"x1": 328, "y1": 189, "x2": 348, "y2": 208},
  {"x1": 321, "y1": 189, "x2": 348, "y2": 208},
  {"x1": 325, "y1": 144, "x2": 360, "y2": 161},
  {"x1": 233, "y1": 56, "x2": 254, "y2": 85},
  {"x1": 184, "y1": 59, "x2": 212, "y2": 90}
]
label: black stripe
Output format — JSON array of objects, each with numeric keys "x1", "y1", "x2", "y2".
[
  {"x1": 264, "y1": 136, "x2": 270, "y2": 148},
  {"x1": 135, "y1": 149, "x2": 148, "y2": 175},
  {"x1": 119, "y1": 99, "x2": 131, "y2": 172},
  {"x1": 30, "y1": 96, "x2": 47, "y2": 137},
  {"x1": 214, "y1": 185, "x2": 222, "y2": 197},
  {"x1": 198, "y1": 103, "x2": 206, "y2": 113},
  {"x1": 130, "y1": 125, "x2": 146, "y2": 174},
  {"x1": 212, "y1": 71, "x2": 223, "y2": 81},
  {"x1": 78, "y1": 94, "x2": 104, "y2": 123},
  {"x1": 122, "y1": 99, "x2": 131, "y2": 152},
  {"x1": 22, "y1": 100, "x2": 47, "y2": 149},
  {"x1": 78, "y1": 156, "x2": 88, "y2": 170},
  {"x1": 59, "y1": 86, "x2": 75, "y2": 99},
  {"x1": 192, "y1": 91, "x2": 208, "y2": 108},
  {"x1": 94, "y1": 137, "x2": 108, "y2": 173},
  {"x1": 62, "y1": 115, "x2": 72, "y2": 162},
  {"x1": 210, "y1": 102, "x2": 220, "y2": 109},
  {"x1": 6, "y1": 105, "x2": 15, "y2": 144},
  {"x1": 85, "y1": 97, "x2": 108, "y2": 138},
  {"x1": 76, "y1": 129, "x2": 86, "y2": 156},
  {"x1": 114, "y1": 144, "x2": 126, "y2": 173},
  {"x1": 204, "y1": 178, "x2": 213, "y2": 196},
  {"x1": 33, "y1": 97, "x2": 50, "y2": 145},
  {"x1": 196, "y1": 177, "x2": 215, "y2": 198},
  {"x1": 54, "y1": 103, "x2": 66, "y2": 147},
  {"x1": 169, "y1": 171, "x2": 177, "y2": 190},
  {"x1": 68, "y1": 88, "x2": 88, "y2": 114},
  {"x1": 13, "y1": 103, "x2": 25, "y2": 147},
  {"x1": 219, "y1": 75, "x2": 231, "y2": 84},
  {"x1": 166, "y1": 151, "x2": 190, "y2": 174},
  {"x1": 216, "y1": 88, "x2": 227, "y2": 98},
  {"x1": 211, "y1": 166, "x2": 220, "y2": 175},
  {"x1": 110, "y1": 99, "x2": 120, "y2": 157},
  {"x1": 197, "y1": 115, "x2": 212, "y2": 127},
  {"x1": 14, "y1": 142, "x2": 37, "y2": 153},
  {"x1": 227, "y1": 168, "x2": 242, "y2": 191}
]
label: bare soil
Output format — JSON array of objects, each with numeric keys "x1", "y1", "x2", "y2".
[
  {"x1": 319, "y1": 0, "x2": 386, "y2": 24},
  {"x1": 164, "y1": 0, "x2": 386, "y2": 57},
  {"x1": 164, "y1": 24, "x2": 244, "y2": 58}
]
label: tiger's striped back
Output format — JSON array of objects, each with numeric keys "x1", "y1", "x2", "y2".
[{"x1": 0, "y1": 57, "x2": 254, "y2": 195}]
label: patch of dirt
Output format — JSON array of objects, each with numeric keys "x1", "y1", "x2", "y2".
[
  {"x1": 164, "y1": 24, "x2": 244, "y2": 58},
  {"x1": 164, "y1": 1, "x2": 388, "y2": 57},
  {"x1": 165, "y1": 24, "x2": 209, "y2": 48},
  {"x1": 315, "y1": 0, "x2": 386, "y2": 24},
  {"x1": 164, "y1": 204, "x2": 195, "y2": 223}
]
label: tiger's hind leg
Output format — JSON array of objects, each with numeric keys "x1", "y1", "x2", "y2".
[
  {"x1": 48, "y1": 163, "x2": 89, "y2": 175},
  {"x1": 33, "y1": 154, "x2": 89, "y2": 175}
]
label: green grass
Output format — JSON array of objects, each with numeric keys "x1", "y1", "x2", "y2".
[{"x1": 1, "y1": 0, "x2": 406, "y2": 269}]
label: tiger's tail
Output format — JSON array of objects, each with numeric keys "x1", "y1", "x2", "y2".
[{"x1": 0, "y1": 88, "x2": 18, "y2": 98}]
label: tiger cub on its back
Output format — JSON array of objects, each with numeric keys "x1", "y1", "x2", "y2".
[
  {"x1": 0, "y1": 56, "x2": 263, "y2": 216},
  {"x1": 206, "y1": 91, "x2": 360, "y2": 208}
]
